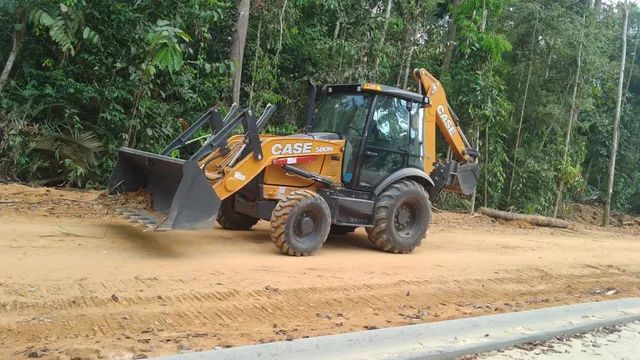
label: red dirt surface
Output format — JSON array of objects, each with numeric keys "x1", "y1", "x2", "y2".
[{"x1": 0, "y1": 184, "x2": 638, "y2": 359}]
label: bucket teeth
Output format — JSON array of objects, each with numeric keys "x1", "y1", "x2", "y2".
[{"x1": 116, "y1": 208, "x2": 168, "y2": 231}]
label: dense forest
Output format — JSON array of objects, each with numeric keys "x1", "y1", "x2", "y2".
[{"x1": 0, "y1": 0, "x2": 638, "y2": 218}]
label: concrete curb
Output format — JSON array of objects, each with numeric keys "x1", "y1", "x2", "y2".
[{"x1": 156, "y1": 297, "x2": 640, "y2": 360}]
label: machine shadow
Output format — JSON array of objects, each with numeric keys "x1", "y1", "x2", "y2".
[
  {"x1": 324, "y1": 232, "x2": 378, "y2": 252},
  {"x1": 102, "y1": 223, "x2": 184, "y2": 258},
  {"x1": 215, "y1": 226, "x2": 379, "y2": 253}
]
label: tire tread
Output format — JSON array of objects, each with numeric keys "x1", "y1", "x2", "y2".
[
  {"x1": 270, "y1": 190, "x2": 330, "y2": 256},
  {"x1": 368, "y1": 180, "x2": 431, "y2": 254}
]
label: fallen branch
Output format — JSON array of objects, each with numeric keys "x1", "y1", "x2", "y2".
[{"x1": 478, "y1": 207, "x2": 569, "y2": 229}]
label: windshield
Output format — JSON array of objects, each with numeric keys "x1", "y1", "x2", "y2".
[
  {"x1": 311, "y1": 94, "x2": 372, "y2": 135},
  {"x1": 311, "y1": 94, "x2": 372, "y2": 186}
]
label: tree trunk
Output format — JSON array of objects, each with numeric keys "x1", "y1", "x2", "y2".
[
  {"x1": 0, "y1": 19, "x2": 25, "y2": 94},
  {"x1": 507, "y1": 15, "x2": 537, "y2": 202},
  {"x1": 544, "y1": 39, "x2": 554, "y2": 79},
  {"x1": 440, "y1": 18, "x2": 456, "y2": 75},
  {"x1": 374, "y1": 0, "x2": 393, "y2": 75},
  {"x1": 480, "y1": 0, "x2": 488, "y2": 33},
  {"x1": 332, "y1": 18, "x2": 341, "y2": 56},
  {"x1": 402, "y1": 43, "x2": 414, "y2": 90},
  {"x1": 396, "y1": 50, "x2": 406, "y2": 87},
  {"x1": 471, "y1": 9, "x2": 489, "y2": 212},
  {"x1": 553, "y1": 13, "x2": 586, "y2": 218},
  {"x1": 274, "y1": 0, "x2": 288, "y2": 62},
  {"x1": 469, "y1": 123, "x2": 480, "y2": 214},
  {"x1": 248, "y1": 20, "x2": 262, "y2": 108},
  {"x1": 484, "y1": 123, "x2": 489, "y2": 208},
  {"x1": 603, "y1": 4, "x2": 629, "y2": 226},
  {"x1": 478, "y1": 207, "x2": 569, "y2": 228},
  {"x1": 440, "y1": 0, "x2": 463, "y2": 75},
  {"x1": 230, "y1": 0, "x2": 251, "y2": 105},
  {"x1": 623, "y1": 25, "x2": 638, "y2": 104},
  {"x1": 337, "y1": 26, "x2": 345, "y2": 76},
  {"x1": 397, "y1": 20, "x2": 413, "y2": 87}
]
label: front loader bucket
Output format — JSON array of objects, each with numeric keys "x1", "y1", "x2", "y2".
[{"x1": 108, "y1": 148, "x2": 220, "y2": 229}]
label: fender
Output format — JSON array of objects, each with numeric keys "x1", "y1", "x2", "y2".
[{"x1": 373, "y1": 168, "x2": 435, "y2": 196}]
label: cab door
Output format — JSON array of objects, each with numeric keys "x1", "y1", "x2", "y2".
[{"x1": 355, "y1": 96, "x2": 412, "y2": 189}]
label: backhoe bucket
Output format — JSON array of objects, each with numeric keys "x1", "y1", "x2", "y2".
[
  {"x1": 456, "y1": 162, "x2": 480, "y2": 196},
  {"x1": 108, "y1": 148, "x2": 220, "y2": 229}
]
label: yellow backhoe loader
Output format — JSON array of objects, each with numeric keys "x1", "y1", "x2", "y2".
[{"x1": 108, "y1": 68, "x2": 479, "y2": 255}]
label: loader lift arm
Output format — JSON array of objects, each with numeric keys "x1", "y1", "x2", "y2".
[
  {"x1": 210, "y1": 136, "x2": 344, "y2": 201},
  {"x1": 108, "y1": 104, "x2": 277, "y2": 229}
]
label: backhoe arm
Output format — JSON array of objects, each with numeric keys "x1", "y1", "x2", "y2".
[
  {"x1": 413, "y1": 68, "x2": 479, "y2": 198},
  {"x1": 414, "y1": 68, "x2": 476, "y2": 163}
]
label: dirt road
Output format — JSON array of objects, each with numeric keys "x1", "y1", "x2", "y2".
[{"x1": 0, "y1": 184, "x2": 639, "y2": 359}]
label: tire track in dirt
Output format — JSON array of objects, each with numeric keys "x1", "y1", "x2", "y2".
[
  {"x1": 3, "y1": 185, "x2": 640, "y2": 358},
  {"x1": 2, "y1": 270, "x2": 639, "y2": 353}
]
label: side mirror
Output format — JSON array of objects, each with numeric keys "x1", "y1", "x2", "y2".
[{"x1": 304, "y1": 79, "x2": 317, "y2": 133}]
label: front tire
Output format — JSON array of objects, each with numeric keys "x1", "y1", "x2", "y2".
[
  {"x1": 368, "y1": 180, "x2": 431, "y2": 254},
  {"x1": 216, "y1": 196, "x2": 259, "y2": 230},
  {"x1": 270, "y1": 190, "x2": 331, "y2": 256}
]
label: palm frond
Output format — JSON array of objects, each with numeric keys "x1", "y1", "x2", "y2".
[{"x1": 32, "y1": 130, "x2": 104, "y2": 165}]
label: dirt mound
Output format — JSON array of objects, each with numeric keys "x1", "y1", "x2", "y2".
[
  {"x1": 0, "y1": 182, "x2": 96, "y2": 202},
  {"x1": 0, "y1": 183, "x2": 152, "y2": 219},
  {"x1": 99, "y1": 188, "x2": 153, "y2": 212},
  {"x1": 0, "y1": 183, "x2": 105, "y2": 218},
  {"x1": 565, "y1": 203, "x2": 640, "y2": 227},
  {"x1": 431, "y1": 210, "x2": 495, "y2": 228}
]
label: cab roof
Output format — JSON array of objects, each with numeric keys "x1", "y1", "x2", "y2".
[{"x1": 321, "y1": 83, "x2": 429, "y2": 106}]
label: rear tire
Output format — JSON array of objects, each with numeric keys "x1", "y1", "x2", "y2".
[
  {"x1": 216, "y1": 196, "x2": 259, "y2": 230},
  {"x1": 368, "y1": 180, "x2": 431, "y2": 254},
  {"x1": 270, "y1": 190, "x2": 331, "y2": 256}
]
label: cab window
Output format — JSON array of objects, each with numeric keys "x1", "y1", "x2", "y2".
[
  {"x1": 311, "y1": 94, "x2": 372, "y2": 185},
  {"x1": 357, "y1": 96, "x2": 410, "y2": 188}
]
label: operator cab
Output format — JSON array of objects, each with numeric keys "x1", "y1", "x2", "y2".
[{"x1": 309, "y1": 83, "x2": 429, "y2": 190}]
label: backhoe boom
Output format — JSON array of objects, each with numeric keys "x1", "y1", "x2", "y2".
[
  {"x1": 413, "y1": 68, "x2": 479, "y2": 197},
  {"x1": 414, "y1": 68, "x2": 476, "y2": 166}
]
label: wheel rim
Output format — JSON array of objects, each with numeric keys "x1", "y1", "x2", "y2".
[
  {"x1": 293, "y1": 210, "x2": 319, "y2": 243},
  {"x1": 394, "y1": 200, "x2": 419, "y2": 238}
]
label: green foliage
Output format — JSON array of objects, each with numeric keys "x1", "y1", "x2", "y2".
[
  {"x1": 0, "y1": 0, "x2": 638, "y2": 215},
  {"x1": 146, "y1": 20, "x2": 191, "y2": 74},
  {"x1": 0, "y1": 110, "x2": 31, "y2": 181},
  {"x1": 32, "y1": 130, "x2": 104, "y2": 165},
  {"x1": 29, "y1": 1, "x2": 100, "y2": 56},
  {"x1": 433, "y1": 192, "x2": 471, "y2": 212},
  {"x1": 32, "y1": 129, "x2": 104, "y2": 186}
]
